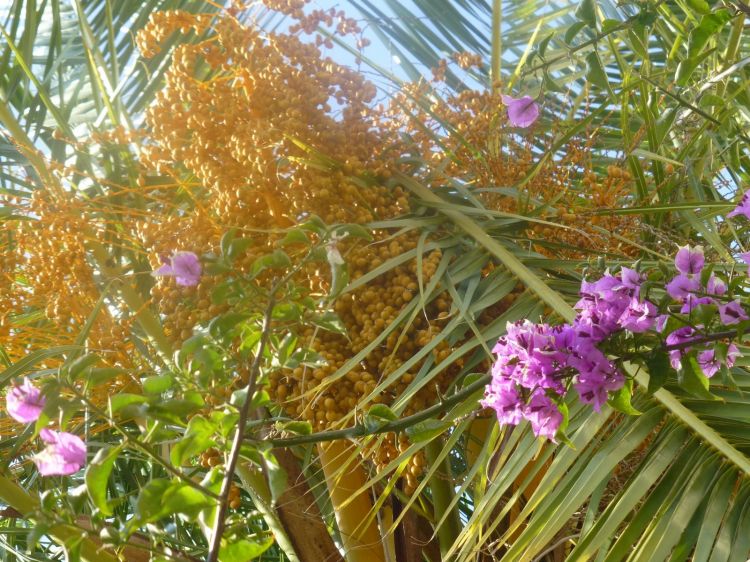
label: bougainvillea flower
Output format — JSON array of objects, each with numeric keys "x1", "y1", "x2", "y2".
[
  {"x1": 727, "y1": 192, "x2": 750, "y2": 220},
  {"x1": 480, "y1": 379, "x2": 524, "y2": 426},
  {"x1": 153, "y1": 251, "x2": 202, "y2": 287},
  {"x1": 524, "y1": 390, "x2": 563, "y2": 441},
  {"x1": 665, "y1": 274, "x2": 700, "y2": 301},
  {"x1": 706, "y1": 274, "x2": 727, "y2": 296},
  {"x1": 666, "y1": 326, "x2": 697, "y2": 370},
  {"x1": 618, "y1": 298, "x2": 657, "y2": 333},
  {"x1": 719, "y1": 300, "x2": 749, "y2": 325},
  {"x1": 6, "y1": 378, "x2": 45, "y2": 423},
  {"x1": 619, "y1": 267, "x2": 643, "y2": 292},
  {"x1": 740, "y1": 252, "x2": 750, "y2": 276},
  {"x1": 727, "y1": 343, "x2": 740, "y2": 369},
  {"x1": 501, "y1": 95, "x2": 540, "y2": 128},
  {"x1": 697, "y1": 349, "x2": 721, "y2": 378},
  {"x1": 33, "y1": 429, "x2": 86, "y2": 476},
  {"x1": 674, "y1": 245, "x2": 704, "y2": 275},
  {"x1": 680, "y1": 295, "x2": 714, "y2": 314}
]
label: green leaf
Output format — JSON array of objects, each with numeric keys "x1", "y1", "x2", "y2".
[
  {"x1": 364, "y1": 404, "x2": 398, "y2": 431},
  {"x1": 686, "y1": 0, "x2": 711, "y2": 14},
  {"x1": 134, "y1": 479, "x2": 171, "y2": 525},
  {"x1": 219, "y1": 537, "x2": 274, "y2": 562},
  {"x1": 607, "y1": 379, "x2": 641, "y2": 415},
  {"x1": 208, "y1": 313, "x2": 252, "y2": 340},
  {"x1": 263, "y1": 451, "x2": 288, "y2": 505},
  {"x1": 645, "y1": 351, "x2": 673, "y2": 394},
  {"x1": 85, "y1": 367, "x2": 126, "y2": 387},
  {"x1": 329, "y1": 261, "x2": 349, "y2": 299},
  {"x1": 278, "y1": 228, "x2": 310, "y2": 246},
  {"x1": 586, "y1": 51, "x2": 611, "y2": 93},
  {"x1": 368, "y1": 404, "x2": 398, "y2": 421},
  {"x1": 690, "y1": 303, "x2": 719, "y2": 327},
  {"x1": 109, "y1": 393, "x2": 148, "y2": 415},
  {"x1": 575, "y1": 0, "x2": 596, "y2": 28},
  {"x1": 299, "y1": 214, "x2": 327, "y2": 235},
  {"x1": 142, "y1": 374, "x2": 174, "y2": 395},
  {"x1": 251, "y1": 250, "x2": 292, "y2": 276},
  {"x1": 333, "y1": 223, "x2": 373, "y2": 241},
  {"x1": 66, "y1": 353, "x2": 99, "y2": 379},
  {"x1": 227, "y1": 238, "x2": 254, "y2": 261},
  {"x1": 148, "y1": 398, "x2": 204, "y2": 424},
  {"x1": 220, "y1": 229, "x2": 237, "y2": 258},
  {"x1": 681, "y1": 357, "x2": 719, "y2": 400},
  {"x1": 277, "y1": 420, "x2": 313, "y2": 435},
  {"x1": 170, "y1": 415, "x2": 217, "y2": 467},
  {"x1": 406, "y1": 419, "x2": 452, "y2": 442},
  {"x1": 564, "y1": 21, "x2": 586, "y2": 44},
  {"x1": 134, "y1": 479, "x2": 213, "y2": 526},
  {"x1": 537, "y1": 33, "x2": 554, "y2": 57},
  {"x1": 311, "y1": 311, "x2": 346, "y2": 334},
  {"x1": 85, "y1": 445, "x2": 123, "y2": 516},
  {"x1": 688, "y1": 10, "x2": 732, "y2": 60}
]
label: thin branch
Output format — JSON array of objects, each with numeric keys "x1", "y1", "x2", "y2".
[
  {"x1": 258, "y1": 374, "x2": 491, "y2": 448},
  {"x1": 206, "y1": 293, "x2": 277, "y2": 562},
  {"x1": 661, "y1": 329, "x2": 745, "y2": 352},
  {"x1": 206, "y1": 240, "x2": 318, "y2": 561}
]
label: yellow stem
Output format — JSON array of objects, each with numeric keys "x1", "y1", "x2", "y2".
[
  {"x1": 318, "y1": 441, "x2": 386, "y2": 562},
  {"x1": 491, "y1": 0, "x2": 502, "y2": 91}
]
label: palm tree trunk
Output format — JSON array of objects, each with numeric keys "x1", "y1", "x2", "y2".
[
  {"x1": 318, "y1": 440, "x2": 386, "y2": 562},
  {"x1": 273, "y1": 448, "x2": 344, "y2": 562}
]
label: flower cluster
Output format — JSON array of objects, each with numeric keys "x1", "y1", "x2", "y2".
[
  {"x1": 661, "y1": 245, "x2": 743, "y2": 373},
  {"x1": 5, "y1": 379, "x2": 85, "y2": 476},
  {"x1": 481, "y1": 266, "x2": 644, "y2": 440},
  {"x1": 483, "y1": 243, "x2": 749, "y2": 442}
]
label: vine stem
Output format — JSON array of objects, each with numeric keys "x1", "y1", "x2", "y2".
[
  {"x1": 259, "y1": 374, "x2": 490, "y2": 448},
  {"x1": 206, "y1": 294, "x2": 277, "y2": 562}
]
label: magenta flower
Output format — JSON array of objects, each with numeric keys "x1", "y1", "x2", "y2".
[
  {"x1": 740, "y1": 252, "x2": 750, "y2": 276},
  {"x1": 719, "y1": 300, "x2": 748, "y2": 325},
  {"x1": 618, "y1": 298, "x2": 657, "y2": 333},
  {"x1": 665, "y1": 274, "x2": 700, "y2": 301},
  {"x1": 706, "y1": 274, "x2": 727, "y2": 296},
  {"x1": 6, "y1": 378, "x2": 45, "y2": 423},
  {"x1": 698, "y1": 343, "x2": 740, "y2": 378},
  {"x1": 524, "y1": 390, "x2": 563, "y2": 441},
  {"x1": 501, "y1": 95, "x2": 540, "y2": 128},
  {"x1": 697, "y1": 349, "x2": 721, "y2": 378},
  {"x1": 674, "y1": 245, "x2": 704, "y2": 275},
  {"x1": 153, "y1": 251, "x2": 202, "y2": 287},
  {"x1": 620, "y1": 267, "x2": 643, "y2": 292},
  {"x1": 727, "y1": 343, "x2": 740, "y2": 369},
  {"x1": 33, "y1": 429, "x2": 86, "y2": 476},
  {"x1": 666, "y1": 326, "x2": 697, "y2": 370},
  {"x1": 575, "y1": 371, "x2": 623, "y2": 412},
  {"x1": 727, "y1": 192, "x2": 750, "y2": 220},
  {"x1": 480, "y1": 380, "x2": 524, "y2": 427},
  {"x1": 680, "y1": 295, "x2": 714, "y2": 314}
]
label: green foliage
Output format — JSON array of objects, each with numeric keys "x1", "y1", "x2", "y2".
[{"x1": 3, "y1": 0, "x2": 750, "y2": 561}]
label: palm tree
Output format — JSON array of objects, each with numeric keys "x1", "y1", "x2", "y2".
[{"x1": 0, "y1": 1, "x2": 749, "y2": 561}]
